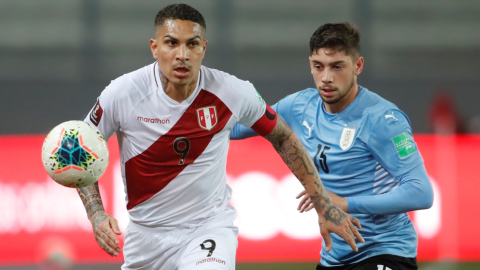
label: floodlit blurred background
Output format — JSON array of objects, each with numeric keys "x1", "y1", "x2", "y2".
[{"x1": 1, "y1": 0, "x2": 479, "y2": 269}]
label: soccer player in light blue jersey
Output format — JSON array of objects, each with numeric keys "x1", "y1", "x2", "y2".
[{"x1": 231, "y1": 22, "x2": 433, "y2": 270}]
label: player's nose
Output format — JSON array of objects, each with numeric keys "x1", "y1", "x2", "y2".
[
  {"x1": 175, "y1": 44, "x2": 189, "y2": 62},
  {"x1": 322, "y1": 69, "x2": 333, "y2": 83}
]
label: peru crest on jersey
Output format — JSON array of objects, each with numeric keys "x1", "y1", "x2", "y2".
[{"x1": 197, "y1": 106, "x2": 217, "y2": 131}]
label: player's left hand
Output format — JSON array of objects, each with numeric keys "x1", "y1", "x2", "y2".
[
  {"x1": 296, "y1": 190, "x2": 348, "y2": 213},
  {"x1": 318, "y1": 204, "x2": 364, "y2": 252}
]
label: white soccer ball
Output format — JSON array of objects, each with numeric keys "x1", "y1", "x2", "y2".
[{"x1": 41, "y1": 120, "x2": 109, "y2": 188}]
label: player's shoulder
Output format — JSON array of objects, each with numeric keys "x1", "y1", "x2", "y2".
[
  {"x1": 100, "y1": 62, "x2": 158, "y2": 103},
  {"x1": 200, "y1": 65, "x2": 253, "y2": 93},
  {"x1": 358, "y1": 87, "x2": 403, "y2": 117},
  {"x1": 277, "y1": 88, "x2": 319, "y2": 107},
  {"x1": 358, "y1": 86, "x2": 412, "y2": 128}
]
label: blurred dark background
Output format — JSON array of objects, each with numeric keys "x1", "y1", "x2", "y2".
[{"x1": 1, "y1": 0, "x2": 480, "y2": 135}]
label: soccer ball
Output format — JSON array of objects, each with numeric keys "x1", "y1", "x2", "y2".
[{"x1": 42, "y1": 120, "x2": 109, "y2": 188}]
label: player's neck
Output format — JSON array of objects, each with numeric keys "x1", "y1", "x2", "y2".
[
  {"x1": 324, "y1": 83, "x2": 359, "y2": 114},
  {"x1": 161, "y1": 73, "x2": 198, "y2": 103}
]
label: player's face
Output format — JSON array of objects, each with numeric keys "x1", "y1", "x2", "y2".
[
  {"x1": 150, "y1": 19, "x2": 207, "y2": 86},
  {"x1": 309, "y1": 48, "x2": 363, "y2": 112}
]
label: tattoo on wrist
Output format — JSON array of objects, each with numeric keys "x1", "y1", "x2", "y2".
[
  {"x1": 323, "y1": 205, "x2": 347, "y2": 226},
  {"x1": 77, "y1": 183, "x2": 105, "y2": 221}
]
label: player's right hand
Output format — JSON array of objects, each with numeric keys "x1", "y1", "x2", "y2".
[
  {"x1": 91, "y1": 212, "x2": 122, "y2": 256},
  {"x1": 318, "y1": 204, "x2": 364, "y2": 252}
]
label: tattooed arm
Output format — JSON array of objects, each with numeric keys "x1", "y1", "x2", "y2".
[
  {"x1": 77, "y1": 182, "x2": 122, "y2": 256},
  {"x1": 264, "y1": 117, "x2": 364, "y2": 252}
]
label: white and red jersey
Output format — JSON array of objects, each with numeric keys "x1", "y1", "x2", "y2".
[{"x1": 85, "y1": 62, "x2": 276, "y2": 227}]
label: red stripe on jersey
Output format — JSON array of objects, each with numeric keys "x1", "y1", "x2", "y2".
[
  {"x1": 251, "y1": 104, "x2": 277, "y2": 136},
  {"x1": 199, "y1": 109, "x2": 206, "y2": 128},
  {"x1": 209, "y1": 107, "x2": 217, "y2": 126},
  {"x1": 125, "y1": 90, "x2": 233, "y2": 210}
]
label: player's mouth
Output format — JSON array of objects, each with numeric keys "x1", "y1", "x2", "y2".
[
  {"x1": 320, "y1": 87, "x2": 336, "y2": 97},
  {"x1": 173, "y1": 66, "x2": 190, "y2": 78}
]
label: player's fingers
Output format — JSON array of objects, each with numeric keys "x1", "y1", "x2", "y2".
[
  {"x1": 298, "y1": 195, "x2": 309, "y2": 211},
  {"x1": 349, "y1": 223, "x2": 364, "y2": 244},
  {"x1": 296, "y1": 189, "x2": 307, "y2": 199},
  {"x1": 342, "y1": 230, "x2": 358, "y2": 252},
  {"x1": 321, "y1": 231, "x2": 332, "y2": 252},
  {"x1": 305, "y1": 203, "x2": 314, "y2": 212},
  {"x1": 350, "y1": 216, "x2": 362, "y2": 229},
  {"x1": 100, "y1": 231, "x2": 119, "y2": 252},
  {"x1": 96, "y1": 227, "x2": 118, "y2": 251},
  {"x1": 96, "y1": 236, "x2": 118, "y2": 256},
  {"x1": 110, "y1": 218, "x2": 122, "y2": 235},
  {"x1": 102, "y1": 227, "x2": 121, "y2": 252}
]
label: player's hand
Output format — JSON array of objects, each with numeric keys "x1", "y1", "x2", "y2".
[
  {"x1": 296, "y1": 190, "x2": 348, "y2": 213},
  {"x1": 90, "y1": 212, "x2": 122, "y2": 257},
  {"x1": 296, "y1": 190, "x2": 315, "y2": 213},
  {"x1": 318, "y1": 204, "x2": 364, "y2": 252}
]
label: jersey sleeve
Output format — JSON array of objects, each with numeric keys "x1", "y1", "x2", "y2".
[
  {"x1": 84, "y1": 81, "x2": 121, "y2": 140},
  {"x1": 366, "y1": 108, "x2": 423, "y2": 177},
  {"x1": 346, "y1": 163, "x2": 433, "y2": 215},
  {"x1": 233, "y1": 79, "x2": 277, "y2": 136}
]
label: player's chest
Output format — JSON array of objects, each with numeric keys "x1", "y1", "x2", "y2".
[
  {"x1": 123, "y1": 92, "x2": 234, "y2": 146},
  {"x1": 298, "y1": 117, "x2": 372, "y2": 177}
]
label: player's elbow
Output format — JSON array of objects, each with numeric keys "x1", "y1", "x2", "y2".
[{"x1": 417, "y1": 183, "x2": 434, "y2": 210}]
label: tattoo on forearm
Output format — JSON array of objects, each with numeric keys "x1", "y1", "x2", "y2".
[
  {"x1": 266, "y1": 118, "x2": 331, "y2": 211},
  {"x1": 77, "y1": 182, "x2": 106, "y2": 221}
]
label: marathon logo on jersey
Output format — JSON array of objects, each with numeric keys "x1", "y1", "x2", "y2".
[
  {"x1": 89, "y1": 99, "x2": 103, "y2": 126},
  {"x1": 197, "y1": 106, "x2": 217, "y2": 131},
  {"x1": 339, "y1": 127, "x2": 356, "y2": 150},
  {"x1": 137, "y1": 116, "x2": 170, "y2": 124},
  {"x1": 195, "y1": 257, "x2": 226, "y2": 266}
]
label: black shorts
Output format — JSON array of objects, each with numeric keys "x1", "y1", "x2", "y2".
[{"x1": 316, "y1": 254, "x2": 417, "y2": 270}]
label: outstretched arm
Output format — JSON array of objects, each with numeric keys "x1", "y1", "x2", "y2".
[
  {"x1": 264, "y1": 117, "x2": 364, "y2": 252},
  {"x1": 296, "y1": 164, "x2": 433, "y2": 215},
  {"x1": 77, "y1": 182, "x2": 122, "y2": 256}
]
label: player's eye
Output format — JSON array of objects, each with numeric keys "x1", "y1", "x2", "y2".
[
  {"x1": 166, "y1": 40, "x2": 177, "y2": 46},
  {"x1": 189, "y1": 41, "x2": 199, "y2": 47},
  {"x1": 334, "y1": 65, "x2": 342, "y2": 70}
]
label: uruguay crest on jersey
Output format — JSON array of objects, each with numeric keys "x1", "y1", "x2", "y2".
[
  {"x1": 197, "y1": 106, "x2": 217, "y2": 131},
  {"x1": 339, "y1": 126, "x2": 356, "y2": 150}
]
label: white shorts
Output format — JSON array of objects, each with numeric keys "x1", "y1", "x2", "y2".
[{"x1": 122, "y1": 206, "x2": 238, "y2": 270}]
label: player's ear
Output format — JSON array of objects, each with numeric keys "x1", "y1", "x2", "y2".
[
  {"x1": 354, "y1": 56, "x2": 364, "y2": 76},
  {"x1": 150, "y1": 39, "x2": 158, "y2": 60},
  {"x1": 203, "y1": 39, "x2": 208, "y2": 52}
]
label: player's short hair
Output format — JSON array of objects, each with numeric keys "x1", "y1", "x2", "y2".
[
  {"x1": 155, "y1": 4, "x2": 206, "y2": 31},
  {"x1": 309, "y1": 22, "x2": 360, "y2": 58}
]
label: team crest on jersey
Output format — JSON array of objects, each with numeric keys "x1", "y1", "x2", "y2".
[
  {"x1": 339, "y1": 127, "x2": 356, "y2": 150},
  {"x1": 197, "y1": 106, "x2": 218, "y2": 131}
]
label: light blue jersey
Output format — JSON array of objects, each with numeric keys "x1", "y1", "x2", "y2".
[{"x1": 231, "y1": 86, "x2": 433, "y2": 266}]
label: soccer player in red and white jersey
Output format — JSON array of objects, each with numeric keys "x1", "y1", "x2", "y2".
[{"x1": 77, "y1": 4, "x2": 363, "y2": 269}]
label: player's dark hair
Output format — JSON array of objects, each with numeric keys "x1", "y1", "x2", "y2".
[
  {"x1": 155, "y1": 4, "x2": 206, "y2": 31},
  {"x1": 309, "y1": 22, "x2": 360, "y2": 58}
]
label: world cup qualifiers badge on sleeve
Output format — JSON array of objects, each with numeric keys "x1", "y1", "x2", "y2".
[{"x1": 392, "y1": 132, "x2": 417, "y2": 158}]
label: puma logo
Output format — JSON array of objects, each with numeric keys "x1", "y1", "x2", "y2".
[
  {"x1": 385, "y1": 112, "x2": 398, "y2": 121},
  {"x1": 302, "y1": 121, "x2": 314, "y2": 137}
]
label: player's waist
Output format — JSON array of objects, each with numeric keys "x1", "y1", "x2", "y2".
[{"x1": 128, "y1": 205, "x2": 236, "y2": 233}]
